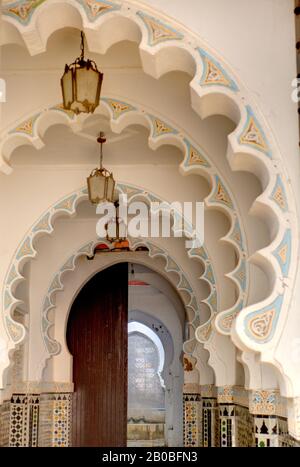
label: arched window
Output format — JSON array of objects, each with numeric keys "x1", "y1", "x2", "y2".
[
  {"x1": 128, "y1": 322, "x2": 165, "y2": 414},
  {"x1": 128, "y1": 322, "x2": 166, "y2": 446}
]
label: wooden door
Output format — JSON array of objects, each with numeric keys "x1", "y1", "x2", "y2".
[{"x1": 67, "y1": 263, "x2": 128, "y2": 447}]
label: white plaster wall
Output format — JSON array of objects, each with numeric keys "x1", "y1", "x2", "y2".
[
  {"x1": 138, "y1": 0, "x2": 299, "y2": 195},
  {"x1": 0, "y1": 31, "x2": 271, "y2": 315},
  {"x1": 12, "y1": 200, "x2": 250, "y2": 392},
  {"x1": 0, "y1": 31, "x2": 272, "y2": 283},
  {"x1": 0, "y1": 159, "x2": 241, "y2": 311},
  {"x1": 0, "y1": 0, "x2": 291, "y2": 397},
  {"x1": 21, "y1": 214, "x2": 205, "y2": 380},
  {"x1": 0, "y1": 120, "x2": 269, "y2": 390},
  {"x1": 0, "y1": 132, "x2": 270, "y2": 316}
]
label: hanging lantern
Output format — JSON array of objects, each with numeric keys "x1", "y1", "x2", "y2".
[
  {"x1": 87, "y1": 133, "x2": 115, "y2": 204},
  {"x1": 61, "y1": 31, "x2": 103, "y2": 114},
  {"x1": 105, "y1": 201, "x2": 128, "y2": 243}
]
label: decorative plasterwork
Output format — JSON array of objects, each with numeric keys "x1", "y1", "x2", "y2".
[
  {"x1": 208, "y1": 175, "x2": 234, "y2": 209},
  {"x1": 183, "y1": 139, "x2": 211, "y2": 169},
  {"x1": 217, "y1": 386, "x2": 235, "y2": 404},
  {"x1": 196, "y1": 321, "x2": 212, "y2": 344},
  {"x1": 0, "y1": 0, "x2": 298, "y2": 392},
  {"x1": 2, "y1": 178, "x2": 219, "y2": 359},
  {"x1": 200, "y1": 384, "x2": 217, "y2": 399},
  {"x1": 129, "y1": 238, "x2": 215, "y2": 358},
  {"x1": 45, "y1": 183, "x2": 217, "y2": 358},
  {"x1": 75, "y1": 0, "x2": 121, "y2": 22},
  {"x1": 270, "y1": 175, "x2": 288, "y2": 213},
  {"x1": 136, "y1": 11, "x2": 184, "y2": 46},
  {"x1": 216, "y1": 299, "x2": 244, "y2": 335},
  {"x1": 238, "y1": 106, "x2": 271, "y2": 158},
  {"x1": 2, "y1": 0, "x2": 121, "y2": 26},
  {"x1": 101, "y1": 97, "x2": 136, "y2": 120},
  {"x1": 231, "y1": 259, "x2": 247, "y2": 293},
  {"x1": 8, "y1": 113, "x2": 40, "y2": 137},
  {"x1": 0, "y1": 97, "x2": 249, "y2": 352},
  {"x1": 205, "y1": 386, "x2": 285, "y2": 418},
  {"x1": 197, "y1": 49, "x2": 238, "y2": 92},
  {"x1": 41, "y1": 236, "x2": 203, "y2": 356},
  {"x1": 2, "y1": 0, "x2": 46, "y2": 26},
  {"x1": 49, "y1": 104, "x2": 76, "y2": 120},
  {"x1": 228, "y1": 218, "x2": 244, "y2": 252},
  {"x1": 272, "y1": 229, "x2": 291, "y2": 278},
  {"x1": 149, "y1": 116, "x2": 178, "y2": 138},
  {"x1": 244, "y1": 295, "x2": 284, "y2": 344},
  {"x1": 249, "y1": 390, "x2": 278, "y2": 416}
]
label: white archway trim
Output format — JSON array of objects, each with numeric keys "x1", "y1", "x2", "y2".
[
  {"x1": 40, "y1": 236, "x2": 204, "y2": 358},
  {"x1": 44, "y1": 250, "x2": 185, "y2": 377},
  {"x1": 0, "y1": 97, "x2": 248, "y2": 349},
  {"x1": 129, "y1": 237, "x2": 215, "y2": 359},
  {"x1": 1, "y1": 0, "x2": 297, "y2": 389},
  {"x1": 2, "y1": 182, "x2": 220, "y2": 375},
  {"x1": 40, "y1": 244, "x2": 201, "y2": 384}
]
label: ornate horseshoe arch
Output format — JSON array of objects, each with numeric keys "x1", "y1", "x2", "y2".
[
  {"x1": 39, "y1": 237, "x2": 203, "y2": 360},
  {"x1": 0, "y1": 0, "x2": 298, "y2": 395},
  {"x1": 0, "y1": 97, "x2": 248, "y2": 354},
  {"x1": 2, "y1": 181, "x2": 224, "y2": 382}
]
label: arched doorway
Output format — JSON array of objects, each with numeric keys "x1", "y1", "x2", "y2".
[
  {"x1": 66, "y1": 262, "x2": 128, "y2": 447},
  {"x1": 66, "y1": 260, "x2": 185, "y2": 447}
]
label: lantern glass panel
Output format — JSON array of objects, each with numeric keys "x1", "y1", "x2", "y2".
[
  {"x1": 75, "y1": 67, "x2": 101, "y2": 112},
  {"x1": 87, "y1": 173, "x2": 106, "y2": 204},
  {"x1": 61, "y1": 68, "x2": 73, "y2": 109},
  {"x1": 106, "y1": 174, "x2": 115, "y2": 203}
]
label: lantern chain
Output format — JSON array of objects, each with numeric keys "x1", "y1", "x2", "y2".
[
  {"x1": 100, "y1": 139, "x2": 103, "y2": 170},
  {"x1": 98, "y1": 131, "x2": 106, "y2": 170},
  {"x1": 80, "y1": 31, "x2": 85, "y2": 61}
]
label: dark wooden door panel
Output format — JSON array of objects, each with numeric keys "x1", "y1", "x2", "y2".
[{"x1": 67, "y1": 263, "x2": 128, "y2": 447}]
